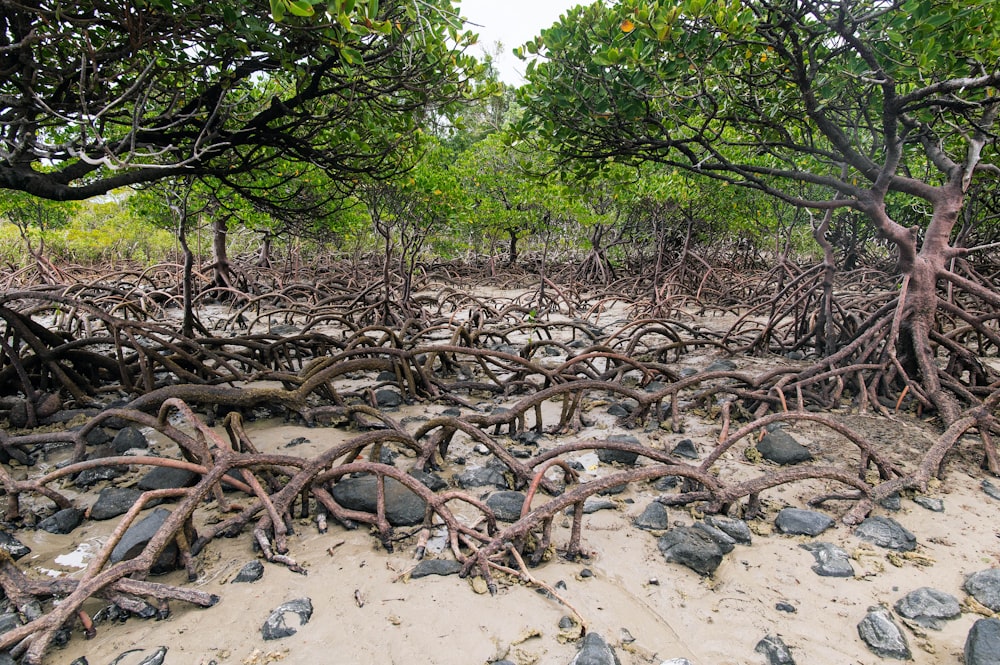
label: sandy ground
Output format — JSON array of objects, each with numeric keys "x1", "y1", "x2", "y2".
[{"x1": 16, "y1": 401, "x2": 998, "y2": 665}]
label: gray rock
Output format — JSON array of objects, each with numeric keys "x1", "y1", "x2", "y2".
[
  {"x1": 232, "y1": 560, "x2": 264, "y2": 583},
  {"x1": 964, "y1": 618, "x2": 1000, "y2": 665},
  {"x1": 775, "y1": 508, "x2": 834, "y2": 536},
  {"x1": 607, "y1": 403, "x2": 630, "y2": 417},
  {"x1": 136, "y1": 647, "x2": 167, "y2": 665},
  {"x1": 598, "y1": 483, "x2": 627, "y2": 496},
  {"x1": 137, "y1": 466, "x2": 199, "y2": 491},
  {"x1": 597, "y1": 434, "x2": 641, "y2": 466},
  {"x1": 893, "y1": 587, "x2": 960, "y2": 630},
  {"x1": 261, "y1": 598, "x2": 313, "y2": 640},
  {"x1": 456, "y1": 464, "x2": 509, "y2": 490},
  {"x1": 965, "y1": 569, "x2": 1000, "y2": 612},
  {"x1": 756, "y1": 431, "x2": 813, "y2": 465},
  {"x1": 657, "y1": 526, "x2": 725, "y2": 575},
  {"x1": 853, "y1": 516, "x2": 916, "y2": 551},
  {"x1": 73, "y1": 464, "x2": 125, "y2": 487},
  {"x1": 800, "y1": 542, "x2": 854, "y2": 577},
  {"x1": 109, "y1": 508, "x2": 179, "y2": 574},
  {"x1": 91, "y1": 487, "x2": 147, "y2": 520},
  {"x1": 410, "y1": 559, "x2": 463, "y2": 578},
  {"x1": 37, "y1": 508, "x2": 84, "y2": 534},
  {"x1": 0, "y1": 530, "x2": 30, "y2": 560},
  {"x1": 671, "y1": 439, "x2": 699, "y2": 459},
  {"x1": 331, "y1": 476, "x2": 426, "y2": 526},
  {"x1": 633, "y1": 502, "x2": 670, "y2": 531},
  {"x1": 581, "y1": 498, "x2": 617, "y2": 514},
  {"x1": 879, "y1": 492, "x2": 902, "y2": 511},
  {"x1": 112, "y1": 426, "x2": 148, "y2": 453},
  {"x1": 652, "y1": 475, "x2": 681, "y2": 491},
  {"x1": 983, "y1": 479, "x2": 1000, "y2": 501},
  {"x1": 85, "y1": 427, "x2": 112, "y2": 446},
  {"x1": 487, "y1": 491, "x2": 527, "y2": 522},
  {"x1": 0, "y1": 611, "x2": 22, "y2": 636},
  {"x1": 913, "y1": 496, "x2": 944, "y2": 512},
  {"x1": 857, "y1": 607, "x2": 911, "y2": 660},
  {"x1": 375, "y1": 389, "x2": 403, "y2": 407},
  {"x1": 408, "y1": 468, "x2": 447, "y2": 492},
  {"x1": 704, "y1": 359, "x2": 737, "y2": 372},
  {"x1": 7, "y1": 399, "x2": 28, "y2": 428},
  {"x1": 705, "y1": 516, "x2": 752, "y2": 544},
  {"x1": 569, "y1": 632, "x2": 621, "y2": 665},
  {"x1": 692, "y1": 521, "x2": 736, "y2": 554},
  {"x1": 755, "y1": 634, "x2": 796, "y2": 665}
]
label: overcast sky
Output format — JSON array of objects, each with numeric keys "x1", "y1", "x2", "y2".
[{"x1": 458, "y1": 0, "x2": 584, "y2": 85}]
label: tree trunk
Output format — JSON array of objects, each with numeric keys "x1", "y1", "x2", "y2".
[
  {"x1": 177, "y1": 220, "x2": 196, "y2": 340},
  {"x1": 257, "y1": 233, "x2": 273, "y2": 269},
  {"x1": 210, "y1": 217, "x2": 232, "y2": 291},
  {"x1": 507, "y1": 229, "x2": 518, "y2": 267}
]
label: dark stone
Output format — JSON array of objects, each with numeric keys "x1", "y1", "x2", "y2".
[
  {"x1": 110, "y1": 508, "x2": 179, "y2": 574},
  {"x1": 652, "y1": 475, "x2": 681, "y2": 491},
  {"x1": 515, "y1": 430, "x2": 542, "y2": 445},
  {"x1": 408, "y1": 468, "x2": 447, "y2": 492},
  {"x1": 893, "y1": 587, "x2": 960, "y2": 630},
  {"x1": 913, "y1": 496, "x2": 944, "y2": 512},
  {"x1": 800, "y1": 542, "x2": 854, "y2": 577},
  {"x1": 597, "y1": 434, "x2": 642, "y2": 466},
  {"x1": 858, "y1": 607, "x2": 911, "y2": 660},
  {"x1": 633, "y1": 502, "x2": 670, "y2": 531},
  {"x1": 607, "y1": 403, "x2": 630, "y2": 417},
  {"x1": 85, "y1": 427, "x2": 112, "y2": 446},
  {"x1": 261, "y1": 598, "x2": 313, "y2": 640},
  {"x1": 965, "y1": 569, "x2": 1000, "y2": 612},
  {"x1": 692, "y1": 521, "x2": 736, "y2": 554},
  {"x1": 704, "y1": 359, "x2": 737, "y2": 372},
  {"x1": 964, "y1": 618, "x2": 1000, "y2": 665},
  {"x1": 569, "y1": 632, "x2": 621, "y2": 665},
  {"x1": 112, "y1": 426, "x2": 148, "y2": 453},
  {"x1": 755, "y1": 634, "x2": 796, "y2": 665},
  {"x1": 133, "y1": 647, "x2": 167, "y2": 665},
  {"x1": 704, "y1": 516, "x2": 752, "y2": 544},
  {"x1": 73, "y1": 464, "x2": 125, "y2": 488},
  {"x1": 983, "y1": 479, "x2": 1000, "y2": 501},
  {"x1": 853, "y1": 516, "x2": 916, "y2": 551},
  {"x1": 375, "y1": 389, "x2": 403, "y2": 407},
  {"x1": 376, "y1": 370, "x2": 397, "y2": 382},
  {"x1": 8, "y1": 399, "x2": 28, "y2": 428},
  {"x1": 91, "y1": 487, "x2": 147, "y2": 520},
  {"x1": 598, "y1": 483, "x2": 627, "y2": 496},
  {"x1": 232, "y1": 560, "x2": 264, "y2": 583},
  {"x1": 657, "y1": 526, "x2": 725, "y2": 575},
  {"x1": 487, "y1": 491, "x2": 527, "y2": 522},
  {"x1": 879, "y1": 492, "x2": 902, "y2": 511},
  {"x1": 441, "y1": 407, "x2": 461, "y2": 417},
  {"x1": 137, "y1": 466, "x2": 199, "y2": 491},
  {"x1": 286, "y1": 436, "x2": 310, "y2": 447},
  {"x1": 0, "y1": 611, "x2": 22, "y2": 636},
  {"x1": 775, "y1": 508, "x2": 834, "y2": 536},
  {"x1": 671, "y1": 438, "x2": 699, "y2": 459},
  {"x1": 580, "y1": 498, "x2": 617, "y2": 514},
  {"x1": 37, "y1": 508, "x2": 84, "y2": 534},
  {"x1": 456, "y1": 464, "x2": 509, "y2": 490},
  {"x1": 331, "y1": 476, "x2": 426, "y2": 526},
  {"x1": 579, "y1": 568, "x2": 594, "y2": 578},
  {"x1": 410, "y1": 559, "x2": 463, "y2": 579},
  {"x1": 0, "y1": 531, "x2": 30, "y2": 560},
  {"x1": 775, "y1": 602, "x2": 796, "y2": 613},
  {"x1": 756, "y1": 431, "x2": 813, "y2": 465}
]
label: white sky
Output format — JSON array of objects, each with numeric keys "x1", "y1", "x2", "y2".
[{"x1": 458, "y1": 0, "x2": 584, "y2": 85}]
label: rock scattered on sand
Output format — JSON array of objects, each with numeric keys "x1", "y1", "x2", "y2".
[
  {"x1": 456, "y1": 462, "x2": 510, "y2": 490},
  {"x1": 261, "y1": 598, "x2": 313, "y2": 641},
  {"x1": 408, "y1": 468, "x2": 447, "y2": 491},
  {"x1": 879, "y1": 492, "x2": 901, "y2": 511},
  {"x1": 111, "y1": 426, "x2": 148, "y2": 453},
  {"x1": 568, "y1": 632, "x2": 621, "y2": 665},
  {"x1": 330, "y1": 476, "x2": 426, "y2": 526},
  {"x1": 704, "y1": 359, "x2": 737, "y2": 372},
  {"x1": 671, "y1": 438, "x2": 699, "y2": 459},
  {"x1": 137, "y1": 466, "x2": 198, "y2": 491},
  {"x1": 375, "y1": 388, "x2": 403, "y2": 407},
  {"x1": 912, "y1": 495, "x2": 944, "y2": 512},
  {"x1": 964, "y1": 569, "x2": 1000, "y2": 612},
  {"x1": 633, "y1": 502, "x2": 669, "y2": 531},
  {"x1": 410, "y1": 559, "x2": 463, "y2": 579},
  {"x1": 566, "y1": 498, "x2": 618, "y2": 515},
  {"x1": 893, "y1": 587, "x2": 960, "y2": 630},
  {"x1": 857, "y1": 607, "x2": 911, "y2": 660},
  {"x1": 109, "y1": 508, "x2": 180, "y2": 574},
  {"x1": 597, "y1": 434, "x2": 641, "y2": 466},
  {"x1": 799, "y1": 542, "x2": 854, "y2": 577},
  {"x1": 652, "y1": 475, "x2": 681, "y2": 491},
  {"x1": 756, "y1": 430, "x2": 813, "y2": 465},
  {"x1": 755, "y1": 634, "x2": 796, "y2": 665},
  {"x1": 775, "y1": 508, "x2": 833, "y2": 536},
  {"x1": 91, "y1": 487, "x2": 148, "y2": 520},
  {"x1": 0, "y1": 530, "x2": 30, "y2": 560},
  {"x1": 658, "y1": 526, "x2": 725, "y2": 575},
  {"x1": 231, "y1": 560, "x2": 264, "y2": 583},
  {"x1": 964, "y1": 618, "x2": 1000, "y2": 665},
  {"x1": 36, "y1": 508, "x2": 84, "y2": 535},
  {"x1": 982, "y1": 479, "x2": 1000, "y2": 502},
  {"x1": 692, "y1": 521, "x2": 736, "y2": 554},
  {"x1": 853, "y1": 516, "x2": 916, "y2": 551},
  {"x1": 705, "y1": 516, "x2": 752, "y2": 544},
  {"x1": 486, "y1": 491, "x2": 526, "y2": 522}
]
